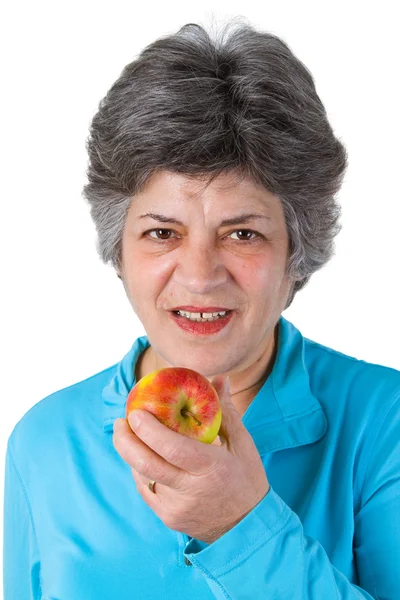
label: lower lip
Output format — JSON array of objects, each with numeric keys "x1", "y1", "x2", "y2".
[{"x1": 170, "y1": 311, "x2": 234, "y2": 335}]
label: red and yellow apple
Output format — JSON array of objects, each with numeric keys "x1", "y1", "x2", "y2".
[{"x1": 126, "y1": 367, "x2": 222, "y2": 443}]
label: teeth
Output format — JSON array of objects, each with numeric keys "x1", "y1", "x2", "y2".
[{"x1": 177, "y1": 309, "x2": 228, "y2": 321}]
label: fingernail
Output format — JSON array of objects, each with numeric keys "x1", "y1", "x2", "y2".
[
  {"x1": 225, "y1": 376, "x2": 231, "y2": 393},
  {"x1": 128, "y1": 412, "x2": 141, "y2": 429},
  {"x1": 113, "y1": 418, "x2": 125, "y2": 433}
]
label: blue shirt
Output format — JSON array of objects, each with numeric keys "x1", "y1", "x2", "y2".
[{"x1": 3, "y1": 316, "x2": 400, "y2": 599}]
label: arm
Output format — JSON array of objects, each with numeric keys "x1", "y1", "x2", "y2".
[
  {"x1": 3, "y1": 442, "x2": 42, "y2": 600},
  {"x1": 185, "y1": 397, "x2": 400, "y2": 599}
]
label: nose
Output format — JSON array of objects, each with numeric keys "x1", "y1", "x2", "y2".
[{"x1": 173, "y1": 241, "x2": 227, "y2": 294}]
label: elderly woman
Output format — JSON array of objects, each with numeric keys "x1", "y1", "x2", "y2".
[{"x1": 3, "y1": 20, "x2": 400, "y2": 600}]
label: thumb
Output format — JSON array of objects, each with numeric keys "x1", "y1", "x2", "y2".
[
  {"x1": 211, "y1": 374, "x2": 229, "y2": 398},
  {"x1": 211, "y1": 375, "x2": 233, "y2": 409},
  {"x1": 211, "y1": 376, "x2": 243, "y2": 446}
]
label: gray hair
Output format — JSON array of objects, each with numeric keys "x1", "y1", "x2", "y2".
[{"x1": 83, "y1": 18, "x2": 348, "y2": 309}]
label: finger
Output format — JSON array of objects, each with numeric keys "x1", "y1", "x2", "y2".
[
  {"x1": 127, "y1": 409, "x2": 214, "y2": 474},
  {"x1": 113, "y1": 418, "x2": 184, "y2": 489},
  {"x1": 130, "y1": 467, "x2": 163, "y2": 514},
  {"x1": 130, "y1": 467, "x2": 158, "y2": 496}
]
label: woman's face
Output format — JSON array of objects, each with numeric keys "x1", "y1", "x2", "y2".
[{"x1": 119, "y1": 170, "x2": 293, "y2": 379}]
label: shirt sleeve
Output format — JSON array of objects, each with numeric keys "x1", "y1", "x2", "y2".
[
  {"x1": 3, "y1": 442, "x2": 42, "y2": 600},
  {"x1": 184, "y1": 397, "x2": 400, "y2": 599}
]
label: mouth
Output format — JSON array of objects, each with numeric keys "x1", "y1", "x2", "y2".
[
  {"x1": 171, "y1": 309, "x2": 233, "y2": 320},
  {"x1": 171, "y1": 306, "x2": 233, "y2": 313},
  {"x1": 170, "y1": 309, "x2": 234, "y2": 336}
]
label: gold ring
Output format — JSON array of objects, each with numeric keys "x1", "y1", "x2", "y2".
[{"x1": 148, "y1": 480, "x2": 156, "y2": 493}]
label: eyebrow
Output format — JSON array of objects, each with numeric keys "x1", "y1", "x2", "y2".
[{"x1": 138, "y1": 212, "x2": 271, "y2": 227}]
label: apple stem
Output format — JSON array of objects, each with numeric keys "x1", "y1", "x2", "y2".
[{"x1": 181, "y1": 410, "x2": 202, "y2": 427}]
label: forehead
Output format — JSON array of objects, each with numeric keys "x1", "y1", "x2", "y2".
[{"x1": 132, "y1": 170, "x2": 280, "y2": 210}]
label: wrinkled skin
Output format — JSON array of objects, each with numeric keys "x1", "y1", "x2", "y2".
[{"x1": 113, "y1": 376, "x2": 270, "y2": 544}]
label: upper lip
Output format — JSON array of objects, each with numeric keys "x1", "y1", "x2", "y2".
[{"x1": 171, "y1": 306, "x2": 233, "y2": 312}]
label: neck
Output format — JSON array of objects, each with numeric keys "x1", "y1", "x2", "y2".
[
  {"x1": 227, "y1": 327, "x2": 278, "y2": 415},
  {"x1": 135, "y1": 325, "x2": 279, "y2": 417}
]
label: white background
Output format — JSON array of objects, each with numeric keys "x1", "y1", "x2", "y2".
[{"x1": 1, "y1": 0, "x2": 399, "y2": 586}]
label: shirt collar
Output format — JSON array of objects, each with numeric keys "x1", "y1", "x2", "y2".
[{"x1": 102, "y1": 316, "x2": 327, "y2": 454}]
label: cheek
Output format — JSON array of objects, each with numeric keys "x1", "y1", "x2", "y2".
[
  {"x1": 123, "y1": 245, "x2": 287, "y2": 306},
  {"x1": 239, "y1": 254, "x2": 284, "y2": 290},
  {"x1": 126, "y1": 255, "x2": 174, "y2": 307}
]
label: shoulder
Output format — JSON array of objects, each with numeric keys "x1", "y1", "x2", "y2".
[
  {"x1": 304, "y1": 335, "x2": 400, "y2": 387},
  {"x1": 7, "y1": 362, "x2": 118, "y2": 459},
  {"x1": 303, "y1": 335, "x2": 400, "y2": 418}
]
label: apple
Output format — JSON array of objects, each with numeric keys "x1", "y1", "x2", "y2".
[{"x1": 126, "y1": 367, "x2": 222, "y2": 444}]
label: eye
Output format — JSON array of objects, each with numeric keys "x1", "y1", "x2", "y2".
[
  {"x1": 143, "y1": 228, "x2": 262, "y2": 243},
  {"x1": 145, "y1": 228, "x2": 177, "y2": 240},
  {"x1": 228, "y1": 229, "x2": 260, "y2": 242}
]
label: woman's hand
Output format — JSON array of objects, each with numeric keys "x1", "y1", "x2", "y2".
[{"x1": 113, "y1": 377, "x2": 270, "y2": 544}]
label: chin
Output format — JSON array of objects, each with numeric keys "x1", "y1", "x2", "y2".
[{"x1": 161, "y1": 351, "x2": 233, "y2": 379}]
